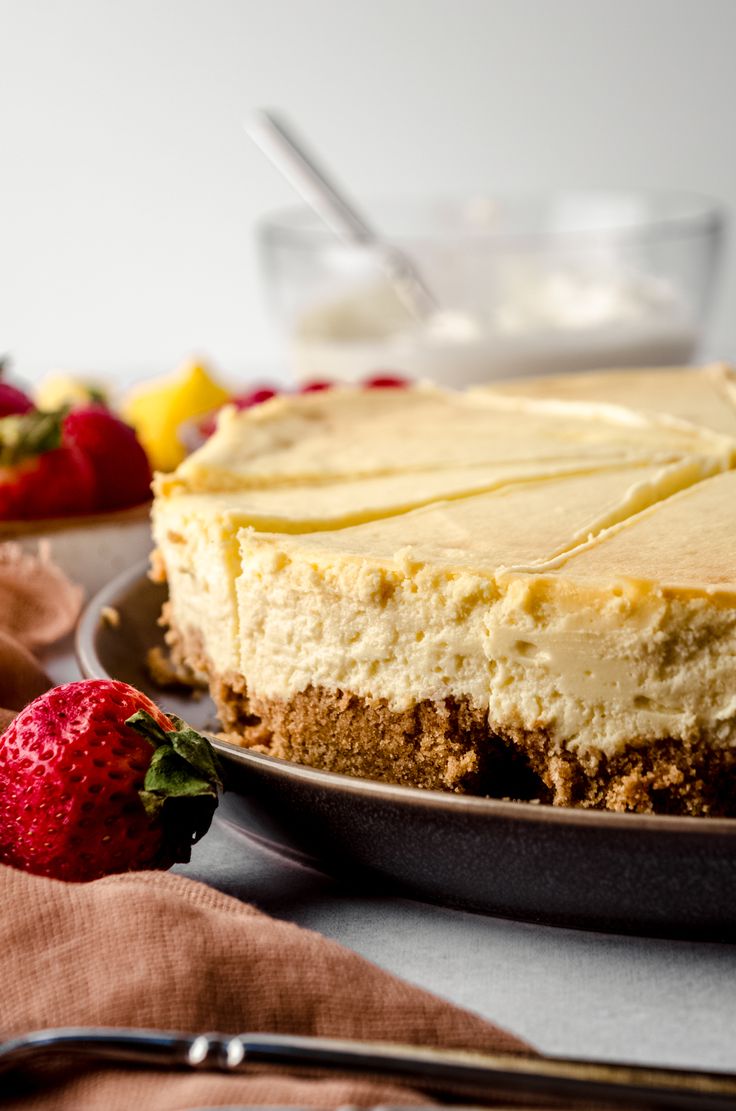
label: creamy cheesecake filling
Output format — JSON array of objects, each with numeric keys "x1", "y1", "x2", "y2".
[
  {"x1": 232, "y1": 542, "x2": 736, "y2": 761},
  {"x1": 236, "y1": 552, "x2": 495, "y2": 711},
  {"x1": 486, "y1": 583, "x2": 736, "y2": 757},
  {"x1": 227, "y1": 470, "x2": 736, "y2": 762},
  {"x1": 156, "y1": 456, "x2": 715, "y2": 696},
  {"x1": 153, "y1": 502, "x2": 243, "y2": 678}
]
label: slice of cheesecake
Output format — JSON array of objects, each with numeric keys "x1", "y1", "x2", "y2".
[{"x1": 491, "y1": 471, "x2": 736, "y2": 813}]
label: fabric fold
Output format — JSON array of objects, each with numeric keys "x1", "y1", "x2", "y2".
[{"x1": 0, "y1": 866, "x2": 538, "y2": 1110}]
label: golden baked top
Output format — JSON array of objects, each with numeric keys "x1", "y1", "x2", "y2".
[{"x1": 157, "y1": 373, "x2": 735, "y2": 497}]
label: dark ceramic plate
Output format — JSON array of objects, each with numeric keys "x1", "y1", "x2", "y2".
[{"x1": 77, "y1": 562, "x2": 736, "y2": 941}]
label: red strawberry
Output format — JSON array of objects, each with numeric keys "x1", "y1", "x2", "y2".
[
  {"x1": 0, "y1": 382, "x2": 33, "y2": 417},
  {"x1": 363, "y1": 373, "x2": 408, "y2": 389},
  {"x1": 63, "y1": 405, "x2": 153, "y2": 511},
  {"x1": 196, "y1": 413, "x2": 218, "y2": 440},
  {"x1": 0, "y1": 410, "x2": 96, "y2": 519},
  {"x1": 197, "y1": 386, "x2": 280, "y2": 440},
  {"x1": 232, "y1": 386, "x2": 279, "y2": 410},
  {"x1": 0, "y1": 679, "x2": 222, "y2": 882},
  {"x1": 298, "y1": 380, "x2": 333, "y2": 394}
]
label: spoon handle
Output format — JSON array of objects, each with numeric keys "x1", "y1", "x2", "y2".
[
  {"x1": 246, "y1": 108, "x2": 377, "y2": 246},
  {"x1": 246, "y1": 109, "x2": 438, "y2": 318}
]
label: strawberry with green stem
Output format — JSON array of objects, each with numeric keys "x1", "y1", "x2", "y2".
[
  {"x1": 0, "y1": 409, "x2": 96, "y2": 519},
  {"x1": 0, "y1": 680, "x2": 222, "y2": 882}
]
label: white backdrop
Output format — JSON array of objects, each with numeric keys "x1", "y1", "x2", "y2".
[{"x1": 1, "y1": 0, "x2": 734, "y2": 386}]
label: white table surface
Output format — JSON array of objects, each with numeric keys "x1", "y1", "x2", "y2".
[{"x1": 42, "y1": 640, "x2": 736, "y2": 1075}]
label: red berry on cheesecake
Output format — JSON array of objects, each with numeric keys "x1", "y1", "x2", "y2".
[
  {"x1": 298, "y1": 380, "x2": 333, "y2": 393},
  {"x1": 233, "y1": 387, "x2": 279, "y2": 409},
  {"x1": 197, "y1": 386, "x2": 281, "y2": 441},
  {"x1": 363, "y1": 373, "x2": 408, "y2": 389},
  {"x1": 0, "y1": 679, "x2": 222, "y2": 882}
]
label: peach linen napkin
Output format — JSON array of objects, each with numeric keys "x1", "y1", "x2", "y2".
[
  {"x1": 0, "y1": 866, "x2": 540, "y2": 1110},
  {"x1": 0, "y1": 542, "x2": 82, "y2": 715}
]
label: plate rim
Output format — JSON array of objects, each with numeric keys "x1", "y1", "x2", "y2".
[
  {"x1": 76, "y1": 560, "x2": 736, "y2": 839},
  {"x1": 0, "y1": 500, "x2": 151, "y2": 537}
]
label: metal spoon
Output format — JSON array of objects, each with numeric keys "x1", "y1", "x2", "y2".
[{"x1": 245, "y1": 109, "x2": 439, "y2": 321}]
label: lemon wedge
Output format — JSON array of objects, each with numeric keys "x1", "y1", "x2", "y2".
[{"x1": 123, "y1": 359, "x2": 230, "y2": 472}]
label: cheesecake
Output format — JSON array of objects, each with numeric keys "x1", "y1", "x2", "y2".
[
  {"x1": 481, "y1": 361, "x2": 736, "y2": 437},
  {"x1": 152, "y1": 367, "x2": 736, "y2": 815}
]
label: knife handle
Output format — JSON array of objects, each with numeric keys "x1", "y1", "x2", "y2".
[{"x1": 3, "y1": 1027, "x2": 736, "y2": 1110}]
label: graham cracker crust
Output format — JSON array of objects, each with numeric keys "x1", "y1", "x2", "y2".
[
  {"x1": 162, "y1": 619, "x2": 736, "y2": 817},
  {"x1": 222, "y1": 683, "x2": 736, "y2": 817}
]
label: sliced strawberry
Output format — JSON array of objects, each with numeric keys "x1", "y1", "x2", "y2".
[
  {"x1": 63, "y1": 405, "x2": 153, "y2": 511},
  {"x1": 196, "y1": 386, "x2": 280, "y2": 441},
  {"x1": 0, "y1": 679, "x2": 221, "y2": 882},
  {"x1": 363, "y1": 373, "x2": 408, "y2": 389},
  {"x1": 232, "y1": 387, "x2": 279, "y2": 410},
  {"x1": 298, "y1": 380, "x2": 333, "y2": 393},
  {"x1": 196, "y1": 412, "x2": 219, "y2": 440}
]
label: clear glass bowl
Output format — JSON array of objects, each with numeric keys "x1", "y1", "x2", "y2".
[{"x1": 258, "y1": 190, "x2": 726, "y2": 387}]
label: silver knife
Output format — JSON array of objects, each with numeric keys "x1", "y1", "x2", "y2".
[{"x1": 1, "y1": 1027, "x2": 735, "y2": 1109}]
